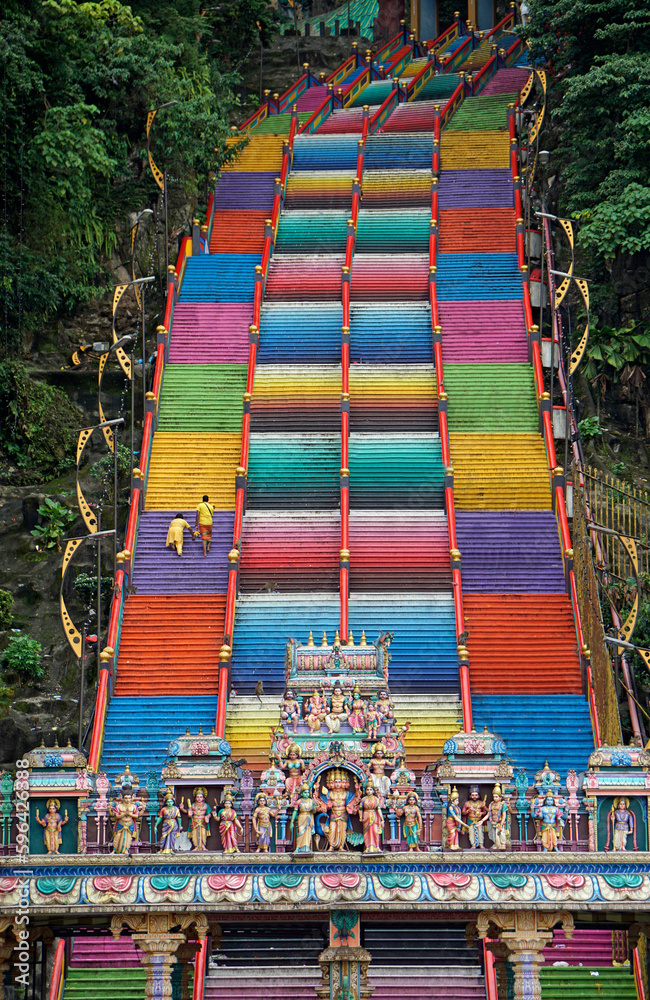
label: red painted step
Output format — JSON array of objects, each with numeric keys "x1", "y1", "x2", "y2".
[
  {"x1": 464, "y1": 594, "x2": 583, "y2": 693},
  {"x1": 210, "y1": 211, "x2": 268, "y2": 254},
  {"x1": 439, "y1": 208, "x2": 517, "y2": 253},
  {"x1": 114, "y1": 595, "x2": 226, "y2": 695}
]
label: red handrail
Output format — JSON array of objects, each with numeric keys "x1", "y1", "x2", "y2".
[
  {"x1": 192, "y1": 938, "x2": 209, "y2": 1000},
  {"x1": 48, "y1": 939, "x2": 66, "y2": 1000}
]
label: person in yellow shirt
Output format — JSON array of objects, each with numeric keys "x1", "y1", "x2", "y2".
[
  {"x1": 165, "y1": 514, "x2": 194, "y2": 557},
  {"x1": 195, "y1": 494, "x2": 215, "y2": 556}
]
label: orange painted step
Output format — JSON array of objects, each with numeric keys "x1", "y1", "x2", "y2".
[
  {"x1": 210, "y1": 211, "x2": 267, "y2": 253},
  {"x1": 464, "y1": 594, "x2": 583, "y2": 694},
  {"x1": 115, "y1": 595, "x2": 225, "y2": 696},
  {"x1": 439, "y1": 208, "x2": 516, "y2": 253}
]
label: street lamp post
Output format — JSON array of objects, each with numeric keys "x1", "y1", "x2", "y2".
[{"x1": 146, "y1": 102, "x2": 179, "y2": 274}]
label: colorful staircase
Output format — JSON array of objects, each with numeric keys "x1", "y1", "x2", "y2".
[
  {"x1": 63, "y1": 937, "x2": 146, "y2": 1000},
  {"x1": 98, "y1": 21, "x2": 597, "y2": 793},
  {"x1": 435, "y1": 64, "x2": 594, "y2": 773},
  {"x1": 540, "y1": 928, "x2": 637, "y2": 999}
]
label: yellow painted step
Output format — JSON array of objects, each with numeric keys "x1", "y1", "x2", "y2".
[
  {"x1": 222, "y1": 136, "x2": 286, "y2": 172},
  {"x1": 440, "y1": 131, "x2": 510, "y2": 169},
  {"x1": 145, "y1": 433, "x2": 241, "y2": 511},
  {"x1": 226, "y1": 695, "x2": 278, "y2": 775},
  {"x1": 450, "y1": 432, "x2": 551, "y2": 509}
]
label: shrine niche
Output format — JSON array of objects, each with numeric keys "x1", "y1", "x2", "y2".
[
  {"x1": 268, "y1": 630, "x2": 417, "y2": 854},
  {"x1": 583, "y1": 743, "x2": 650, "y2": 852}
]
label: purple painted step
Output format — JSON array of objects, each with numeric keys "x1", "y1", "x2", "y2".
[
  {"x1": 481, "y1": 67, "x2": 532, "y2": 96},
  {"x1": 456, "y1": 511, "x2": 567, "y2": 593},
  {"x1": 439, "y1": 300, "x2": 528, "y2": 362},
  {"x1": 439, "y1": 169, "x2": 514, "y2": 209},
  {"x1": 296, "y1": 85, "x2": 328, "y2": 111},
  {"x1": 70, "y1": 936, "x2": 141, "y2": 968},
  {"x1": 132, "y1": 511, "x2": 234, "y2": 594},
  {"x1": 544, "y1": 928, "x2": 621, "y2": 967},
  {"x1": 214, "y1": 171, "x2": 276, "y2": 210},
  {"x1": 169, "y1": 303, "x2": 252, "y2": 364}
]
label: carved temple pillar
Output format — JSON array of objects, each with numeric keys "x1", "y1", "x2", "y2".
[
  {"x1": 316, "y1": 911, "x2": 374, "y2": 1000},
  {"x1": 176, "y1": 942, "x2": 200, "y2": 1000},
  {"x1": 477, "y1": 910, "x2": 574, "y2": 1000},
  {"x1": 133, "y1": 932, "x2": 185, "y2": 999},
  {"x1": 111, "y1": 913, "x2": 208, "y2": 1000}
]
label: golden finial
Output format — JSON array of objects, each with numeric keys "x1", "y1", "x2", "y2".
[
  {"x1": 360, "y1": 630, "x2": 367, "y2": 646},
  {"x1": 307, "y1": 630, "x2": 315, "y2": 646},
  {"x1": 348, "y1": 631, "x2": 354, "y2": 646},
  {"x1": 334, "y1": 630, "x2": 341, "y2": 646},
  {"x1": 321, "y1": 631, "x2": 328, "y2": 646}
]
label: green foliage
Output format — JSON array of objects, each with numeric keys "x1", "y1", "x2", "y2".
[
  {"x1": 0, "y1": 0, "x2": 277, "y2": 345},
  {"x1": 578, "y1": 416, "x2": 603, "y2": 439},
  {"x1": 0, "y1": 684, "x2": 14, "y2": 715},
  {"x1": 583, "y1": 319, "x2": 650, "y2": 380},
  {"x1": 30, "y1": 498, "x2": 77, "y2": 550},
  {"x1": 3, "y1": 636, "x2": 44, "y2": 681},
  {"x1": 90, "y1": 443, "x2": 131, "y2": 502},
  {"x1": 0, "y1": 362, "x2": 81, "y2": 478},
  {"x1": 611, "y1": 461, "x2": 627, "y2": 476},
  {"x1": 0, "y1": 592, "x2": 13, "y2": 630},
  {"x1": 73, "y1": 573, "x2": 114, "y2": 601}
]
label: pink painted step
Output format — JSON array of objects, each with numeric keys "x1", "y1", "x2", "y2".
[
  {"x1": 439, "y1": 299, "x2": 528, "y2": 362},
  {"x1": 296, "y1": 85, "x2": 328, "y2": 112},
  {"x1": 544, "y1": 928, "x2": 623, "y2": 968},
  {"x1": 169, "y1": 303, "x2": 252, "y2": 363},
  {"x1": 205, "y1": 968, "x2": 319, "y2": 999},
  {"x1": 370, "y1": 967, "x2": 485, "y2": 999},
  {"x1": 480, "y1": 67, "x2": 532, "y2": 96},
  {"x1": 70, "y1": 936, "x2": 141, "y2": 968}
]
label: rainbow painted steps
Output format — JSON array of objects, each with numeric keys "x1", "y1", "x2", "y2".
[
  {"x1": 444, "y1": 363, "x2": 538, "y2": 432},
  {"x1": 144, "y1": 433, "x2": 240, "y2": 510},
  {"x1": 449, "y1": 433, "x2": 551, "y2": 510},
  {"x1": 539, "y1": 967, "x2": 636, "y2": 999},
  {"x1": 157, "y1": 364, "x2": 247, "y2": 432},
  {"x1": 438, "y1": 300, "x2": 528, "y2": 363},
  {"x1": 132, "y1": 510, "x2": 234, "y2": 593},
  {"x1": 168, "y1": 304, "x2": 252, "y2": 364},
  {"x1": 102, "y1": 696, "x2": 220, "y2": 780},
  {"x1": 231, "y1": 593, "x2": 458, "y2": 695},
  {"x1": 471, "y1": 694, "x2": 593, "y2": 777},
  {"x1": 455, "y1": 511, "x2": 566, "y2": 592}
]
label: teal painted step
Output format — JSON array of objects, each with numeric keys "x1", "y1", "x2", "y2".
[
  {"x1": 63, "y1": 968, "x2": 147, "y2": 999},
  {"x1": 349, "y1": 432, "x2": 444, "y2": 507},
  {"x1": 447, "y1": 93, "x2": 518, "y2": 131},
  {"x1": 540, "y1": 966, "x2": 637, "y2": 998},
  {"x1": 356, "y1": 209, "x2": 430, "y2": 253},
  {"x1": 157, "y1": 364, "x2": 247, "y2": 432},
  {"x1": 414, "y1": 73, "x2": 461, "y2": 101},
  {"x1": 350, "y1": 80, "x2": 395, "y2": 107},
  {"x1": 444, "y1": 363, "x2": 538, "y2": 432},
  {"x1": 275, "y1": 211, "x2": 349, "y2": 252},
  {"x1": 247, "y1": 432, "x2": 339, "y2": 509}
]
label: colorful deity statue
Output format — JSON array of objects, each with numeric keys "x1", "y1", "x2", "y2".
[
  {"x1": 445, "y1": 787, "x2": 465, "y2": 851},
  {"x1": 348, "y1": 687, "x2": 366, "y2": 732},
  {"x1": 304, "y1": 689, "x2": 327, "y2": 732},
  {"x1": 368, "y1": 745, "x2": 393, "y2": 802},
  {"x1": 314, "y1": 769, "x2": 360, "y2": 852},
  {"x1": 281, "y1": 689, "x2": 301, "y2": 733},
  {"x1": 279, "y1": 744, "x2": 305, "y2": 802},
  {"x1": 35, "y1": 798, "x2": 68, "y2": 854},
  {"x1": 396, "y1": 792, "x2": 422, "y2": 851},
  {"x1": 365, "y1": 697, "x2": 380, "y2": 741},
  {"x1": 215, "y1": 792, "x2": 243, "y2": 854},
  {"x1": 376, "y1": 689, "x2": 394, "y2": 726},
  {"x1": 252, "y1": 793, "x2": 278, "y2": 853},
  {"x1": 156, "y1": 792, "x2": 182, "y2": 853},
  {"x1": 109, "y1": 788, "x2": 141, "y2": 854},
  {"x1": 462, "y1": 785, "x2": 488, "y2": 850},
  {"x1": 324, "y1": 683, "x2": 349, "y2": 734},
  {"x1": 609, "y1": 797, "x2": 636, "y2": 851},
  {"x1": 485, "y1": 783, "x2": 509, "y2": 851},
  {"x1": 532, "y1": 790, "x2": 565, "y2": 851},
  {"x1": 179, "y1": 787, "x2": 211, "y2": 851},
  {"x1": 289, "y1": 784, "x2": 319, "y2": 853},
  {"x1": 359, "y1": 787, "x2": 384, "y2": 853}
]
